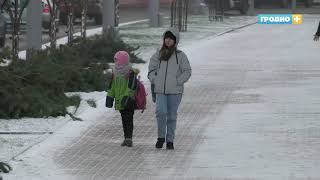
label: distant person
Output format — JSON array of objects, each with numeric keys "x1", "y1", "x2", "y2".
[
  {"x1": 148, "y1": 28, "x2": 192, "y2": 150},
  {"x1": 105, "y1": 51, "x2": 139, "y2": 147},
  {"x1": 314, "y1": 21, "x2": 320, "y2": 41}
]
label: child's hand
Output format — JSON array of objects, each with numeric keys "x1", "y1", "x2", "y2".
[{"x1": 105, "y1": 96, "x2": 114, "y2": 108}]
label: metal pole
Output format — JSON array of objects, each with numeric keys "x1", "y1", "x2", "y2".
[
  {"x1": 115, "y1": 0, "x2": 119, "y2": 27},
  {"x1": 178, "y1": 0, "x2": 182, "y2": 31},
  {"x1": 291, "y1": 0, "x2": 296, "y2": 13},
  {"x1": 103, "y1": 0, "x2": 116, "y2": 34},
  {"x1": 26, "y1": 0, "x2": 42, "y2": 59},
  {"x1": 247, "y1": 0, "x2": 255, "y2": 16},
  {"x1": 149, "y1": 0, "x2": 160, "y2": 27},
  {"x1": 282, "y1": 0, "x2": 288, "y2": 8}
]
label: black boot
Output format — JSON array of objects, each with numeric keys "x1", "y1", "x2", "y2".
[
  {"x1": 166, "y1": 142, "x2": 174, "y2": 150},
  {"x1": 121, "y1": 138, "x2": 133, "y2": 147},
  {"x1": 126, "y1": 139, "x2": 133, "y2": 147},
  {"x1": 121, "y1": 139, "x2": 127, "y2": 146},
  {"x1": 155, "y1": 138, "x2": 165, "y2": 149}
]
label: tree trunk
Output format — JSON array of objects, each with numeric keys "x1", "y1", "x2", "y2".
[
  {"x1": 3, "y1": 0, "x2": 29, "y2": 59},
  {"x1": 115, "y1": 0, "x2": 119, "y2": 27},
  {"x1": 80, "y1": 0, "x2": 88, "y2": 39},
  {"x1": 67, "y1": 2, "x2": 74, "y2": 44},
  {"x1": 11, "y1": 21, "x2": 19, "y2": 59},
  {"x1": 178, "y1": 0, "x2": 182, "y2": 32},
  {"x1": 10, "y1": 0, "x2": 20, "y2": 59},
  {"x1": 48, "y1": 0, "x2": 58, "y2": 48}
]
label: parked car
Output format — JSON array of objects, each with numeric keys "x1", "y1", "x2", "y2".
[
  {"x1": 0, "y1": 0, "x2": 53, "y2": 32},
  {"x1": 59, "y1": 0, "x2": 103, "y2": 25}
]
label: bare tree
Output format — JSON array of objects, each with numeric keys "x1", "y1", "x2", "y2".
[
  {"x1": 2, "y1": 0, "x2": 30, "y2": 59},
  {"x1": 61, "y1": 0, "x2": 75, "y2": 44},
  {"x1": 46, "y1": 0, "x2": 59, "y2": 48},
  {"x1": 80, "y1": 0, "x2": 88, "y2": 39},
  {"x1": 171, "y1": 0, "x2": 189, "y2": 32}
]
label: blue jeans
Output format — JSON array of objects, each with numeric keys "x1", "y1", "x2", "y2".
[{"x1": 156, "y1": 94, "x2": 182, "y2": 143}]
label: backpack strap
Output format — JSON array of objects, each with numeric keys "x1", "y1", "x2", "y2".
[
  {"x1": 159, "y1": 50, "x2": 162, "y2": 67},
  {"x1": 175, "y1": 49, "x2": 179, "y2": 64},
  {"x1": 128, "y1": 70, "x2": 137, "y2": 90}
]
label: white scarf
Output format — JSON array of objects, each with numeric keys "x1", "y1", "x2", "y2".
[{"x1": 114, "y1": 63, "x2": 131, "y2": 78}]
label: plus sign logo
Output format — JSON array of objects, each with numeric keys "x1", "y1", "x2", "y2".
[
  {"x1": 258, "y1": 14, "x2": 303, "y2": 25},
  {"x1": 292, "y1": 14, "x2": 302, "y2": 25}
]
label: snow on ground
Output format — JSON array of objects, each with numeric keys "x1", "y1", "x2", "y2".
[
  {"x1": 0, "y1": 14, "x2": 257, "y2": 163},
  {"x1": 1, "y1": 13, "x2": 320, "y2": 180},
  {"x1": 1, "y1": 14, "x2": 257, "y2": 178},
  {"x1": 181, "y1": 15, "x2": 320, "y2": 179}
]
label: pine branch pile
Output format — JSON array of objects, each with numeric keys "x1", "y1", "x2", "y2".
[{"x1": 0, "y1": 33, "x2": 144, "y2": 119}]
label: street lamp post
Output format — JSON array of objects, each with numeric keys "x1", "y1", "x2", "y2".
[
  {"x1": 291, "y1": 0, "x2": 296, "y2": 13},
  {"x1": 26, "y1": 0, "x2": 42, "y2": 59},
  {"x1": 247, "y1": 0, "x2": 255, "y2": 16},
  {"x1": 149, "y1": 0, "x2": 160, "y2": 27},
  {"x1": 103, "y1": 0, "x2": 118, "y2": 36}
]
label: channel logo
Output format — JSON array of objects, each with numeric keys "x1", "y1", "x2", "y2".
[{"x1": 258, "y1": 14, "x2": 302, "y2": 24}]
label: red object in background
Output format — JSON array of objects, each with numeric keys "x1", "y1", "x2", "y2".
[{"x1": 43, "y1": 4, "x2": 50, "y2": 13}]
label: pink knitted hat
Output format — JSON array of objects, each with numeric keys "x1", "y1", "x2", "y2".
[{"x1": 114, "y1": 51, "x2": 130, "y2": 65}]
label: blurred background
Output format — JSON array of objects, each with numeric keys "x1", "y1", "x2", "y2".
[{"x1": 0, "y1": 0, "x2": 319, "y2": 51}]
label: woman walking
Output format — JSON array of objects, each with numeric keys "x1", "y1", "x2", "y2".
[{"x1": 148, "y1": 28, "x2": 192, "y2": 150}]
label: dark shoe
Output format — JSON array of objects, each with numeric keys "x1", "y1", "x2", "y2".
[
  {"x1": 121, "y1": 139, "x2": 133, "y2": 147},
  {"x1": 166, "y1": 142, "x2": 174, "y2": 150},
  {"x1": 126, "y1": 139, "x2": 133, "y2": 147},
  {"x1": 121, "y1": 139, "x2": 127, "y2": 146},
  {"x1": 155, "y1": 138, "x2": 165, "y2": 149}
]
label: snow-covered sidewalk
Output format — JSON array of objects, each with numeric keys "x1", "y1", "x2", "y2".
[
  {"x1": 0, "y1": 14, "x2": 256, "y2": 163},
  {"x1": 2, "y1": 14, "x2": 320, "y2": 180}
]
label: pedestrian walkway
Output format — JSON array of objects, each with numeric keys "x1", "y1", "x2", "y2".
[{"x1": 5, "y1": 15, "x2": 320, "y2": 180}]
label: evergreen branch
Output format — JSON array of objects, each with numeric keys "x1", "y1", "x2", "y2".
[{"x1": 67, "y1": 112, "x2": 83, "y2": 121}]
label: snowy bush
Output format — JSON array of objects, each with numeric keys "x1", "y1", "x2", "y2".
[{"x1": 0, "y1": 33, "x2": 144, "y2": 119}]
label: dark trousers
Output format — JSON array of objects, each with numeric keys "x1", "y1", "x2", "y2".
[{"x1": 120, "y1": 109, "x2": 134, "y2": 139}]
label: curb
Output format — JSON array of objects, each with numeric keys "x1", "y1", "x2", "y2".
[{"x1": 217, "y1": 21, "x2": 257, "y2": 37}]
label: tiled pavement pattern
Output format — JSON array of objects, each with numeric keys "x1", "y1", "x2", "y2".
[
  {"x1": 45, "y1": 16, "x2": 320, "y2": 179},
  {"x1": 53, "y1": 83, "x2": 241, "y2": 179},
  {"x1": 51, "y1": 42, "x2": 247, "y2": 179}
]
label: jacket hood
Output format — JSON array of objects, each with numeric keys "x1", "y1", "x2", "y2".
[{"x1": 163, "y1": 27, "x2": 180, "y2": 45}]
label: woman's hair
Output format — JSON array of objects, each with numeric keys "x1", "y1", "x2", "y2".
[
  {"x1": 159, "y1": 41, "x2": 176, "y2": 61},
  {"x1": 159, "y1": 32, "x2": 177, "y2": 61}
]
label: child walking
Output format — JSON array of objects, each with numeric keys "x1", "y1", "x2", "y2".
[{"x1": 106, "y1": 51, "x2": 139, "y2": 147}]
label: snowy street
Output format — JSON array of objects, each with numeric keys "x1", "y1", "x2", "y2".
[{"x1": 2, "y1": 14, "x2": 320, "y2": 180}]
